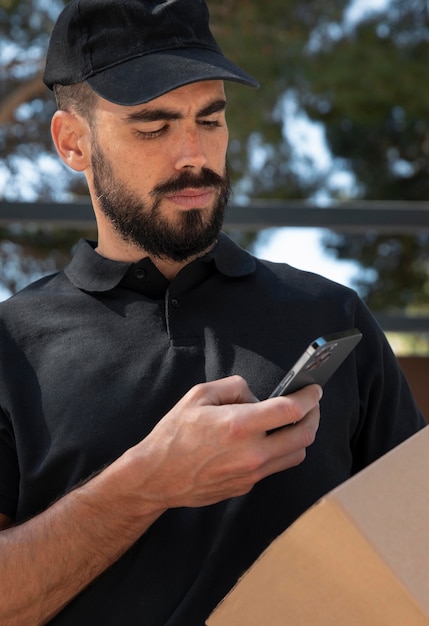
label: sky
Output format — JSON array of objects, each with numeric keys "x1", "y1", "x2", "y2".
[
  {"x1": 254, "y1": 228, "x2": 360, "y2": 288},
  {"x1": 345, "y1": 0, "x2": 392, "y2": 23}
]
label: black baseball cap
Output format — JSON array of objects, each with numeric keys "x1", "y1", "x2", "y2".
[{"x1": 43, "y1": 0, "x2": 259, "y2": 106}]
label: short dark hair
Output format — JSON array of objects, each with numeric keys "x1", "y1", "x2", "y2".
[{"x1": 53, "y1": 81, "x2": 98, "y2": 123}]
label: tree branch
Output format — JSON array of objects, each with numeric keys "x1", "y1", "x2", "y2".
[{"x1": 0, "y1": 71, "x2": 46, "y2": 125}]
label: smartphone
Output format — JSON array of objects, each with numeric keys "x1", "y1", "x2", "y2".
[{"x1": 269, "y1": 328, "x2": 362, "y2": 398}]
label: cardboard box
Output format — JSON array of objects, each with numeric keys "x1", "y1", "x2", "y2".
[{"x1": 207, "y1": 426, "x2": 429, "y2": 625}]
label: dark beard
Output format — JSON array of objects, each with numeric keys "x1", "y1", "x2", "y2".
[{"x1": 91, "y1": 140, "x2": 231, "y2": 262}]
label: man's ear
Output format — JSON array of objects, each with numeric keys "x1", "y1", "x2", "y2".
[{"x1": 51, "y1": 110, "x2": 91, "y2": 172}]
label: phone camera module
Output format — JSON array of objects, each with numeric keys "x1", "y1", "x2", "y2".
[{"x1": 305, "y1": 343, "x2": 337, "y2": 371}]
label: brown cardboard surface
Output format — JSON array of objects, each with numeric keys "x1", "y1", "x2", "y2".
[
  {"x1": 207, "y1": 427, "x2": 429, "y2": 625},
  {"x1": 398, "y1": 357, "x2": 429, "y2": 422},
  {"x1": 331, "y1": 425, "x2": 429, "y2": 613}
]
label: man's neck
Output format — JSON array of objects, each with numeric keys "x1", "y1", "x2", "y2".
[{"x1": 94, "y1": 240, "x2": 216, "y2": 281}]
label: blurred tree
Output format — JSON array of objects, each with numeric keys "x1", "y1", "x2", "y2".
[
  {"x1": 0, "y1": 0, "x2": 87, "y2": 199},
  {"x1": 0, "y1": 0, "x2": 428, "y2": 316},
  {"x1": 0, "y1": 224, "x2": 95, "y2": 293},
  {"x1": 297, "y1": 0, "x2": 429, "y2": 313}
]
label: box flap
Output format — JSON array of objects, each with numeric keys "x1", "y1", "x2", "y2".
[
  {"x1": 207, "y1": 499, "x2": 428, "y2": 625},
  {"x1": 207, "y1": 427, "x2": 429, "y2": 625},
  {"x1": 329, "y1": 426, "x2": 429, "y2": 613}
]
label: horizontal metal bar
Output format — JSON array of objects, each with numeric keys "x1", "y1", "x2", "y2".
[
  {"x1": 374, "y1": 315, "x2": 429, "y2": 333},
  {"x1": 1, "y1": 200, "x2": 429, "y2": 232},
  {"x1": 228, "y1": 201, "x2": 429, "y2": 232},
  {"x1": 1, "y1": 200, "x2": 428, "y2": 334},
  {"x1": 0, "y1": 200, "x2": 96, "y2": 229}
]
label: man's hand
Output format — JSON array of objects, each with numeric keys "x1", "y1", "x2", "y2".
[
  {"x1": 125, "y1": 375, "x2": 322, "y2": 511},
  {"x1": 0, "y1": 376, "x2": 321, "y2": 625}
]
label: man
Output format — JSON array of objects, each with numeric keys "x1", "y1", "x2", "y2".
[{"x1": 0, "y1": 1, "x2": 425, "y2": 624}]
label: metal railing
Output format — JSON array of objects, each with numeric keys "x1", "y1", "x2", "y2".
[
  {"x1": 1, "y1": 199, "x2": 429, "y2": 232},
  {"x1": 1, "y1": 199, "x2": 429, "y2": 333}
]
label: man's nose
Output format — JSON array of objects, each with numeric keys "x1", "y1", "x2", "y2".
[{"x1": 173, "y1": 127, "x2": 208, "y2": 171}]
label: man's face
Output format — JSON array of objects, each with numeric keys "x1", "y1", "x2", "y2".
[{"x1": 88, "y1": 81, "x2": 231, "y2": 262}]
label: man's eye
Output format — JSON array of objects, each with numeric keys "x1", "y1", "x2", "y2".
[
  {"x1": 200, "y1": 119, "x2": 222, "y2": 129},
  {"x1": 134, "y1": 126, "x2": 167, "y2": 139}
]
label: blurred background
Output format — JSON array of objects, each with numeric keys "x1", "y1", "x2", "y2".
[{"x1": 1, "y1": 0, "x2": 428, "y2": 373}]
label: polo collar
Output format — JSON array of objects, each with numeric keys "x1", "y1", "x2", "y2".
[{"x1": 64, "y1": 232, "x2": 256, "y2": 294}]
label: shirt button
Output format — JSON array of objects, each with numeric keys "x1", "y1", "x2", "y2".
[
  {"x1": 135, "y1": 268, "x2": 146, "y2": 279},
  {"x1": 171, "y1": 298, "x2": 180, "y2": 307}
]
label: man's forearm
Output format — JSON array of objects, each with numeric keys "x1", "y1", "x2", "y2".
[
  {"x1": 0, "y1": 378, "x2": 321, "y2": 624},
  {"x1": 0, "y1": 452, "x2": 166, "y2": 625}
]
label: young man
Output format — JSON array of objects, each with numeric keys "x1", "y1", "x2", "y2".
[{"x1": 0, "y1": 1, "x2": 425, "y2": 624}]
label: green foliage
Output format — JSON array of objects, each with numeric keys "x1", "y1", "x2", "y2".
[
  {"x1": 0, "y1": 224, "x2": 96, "y2": 293},
  {"x1": 208, "y1": 0, "x2": 348, "y2": 194},
  {"x1": 0, "y1": 0, "x2": 428, "y2": 317},
  {"x1": 323, "y1": 231, "x2": 429, "y2": 313},
  {"x1": 293, "y1": 0, "x2": 429, "y2": 312}
]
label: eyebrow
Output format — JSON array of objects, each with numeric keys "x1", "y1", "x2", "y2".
[{"x1": 124, "y1": 98, "x2": 227, "y2": 124}]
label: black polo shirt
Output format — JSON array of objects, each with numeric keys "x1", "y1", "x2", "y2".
[{"x1": 0, "y1": 233, "x2": 424, "y2": 625}]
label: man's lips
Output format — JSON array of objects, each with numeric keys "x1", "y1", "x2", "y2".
[{"x1": 165, "y1": 188, "x2": 214, "y2": 209}]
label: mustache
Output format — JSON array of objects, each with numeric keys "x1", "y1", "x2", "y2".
[{"x1": 151, "y1": 167, "x2": 229, "y2": 197}]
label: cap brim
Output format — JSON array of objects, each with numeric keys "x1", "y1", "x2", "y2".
[{"x1": 86, "y1": 48, "x2": 259, "y2": 106}]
